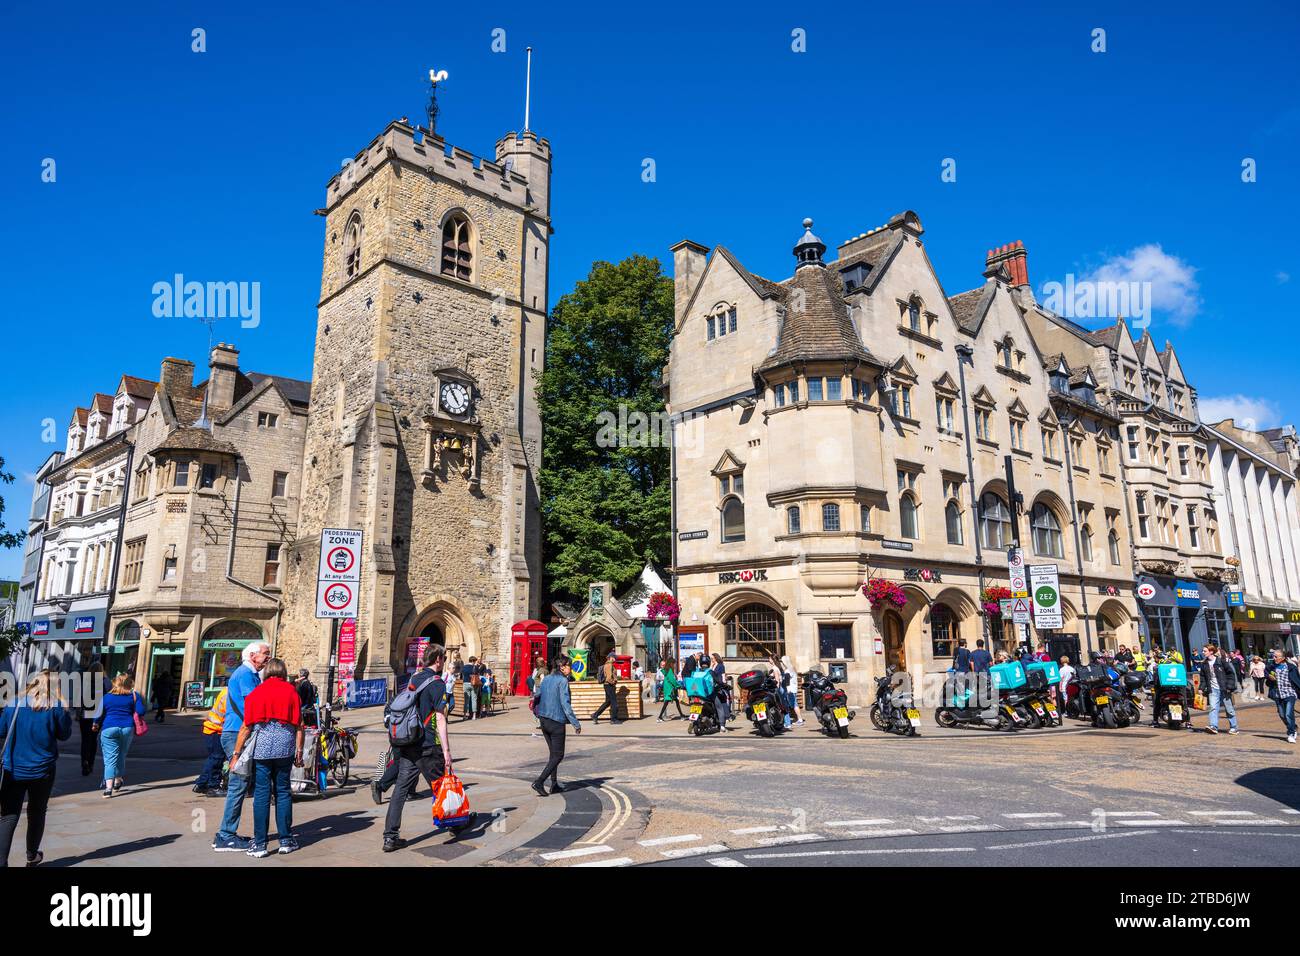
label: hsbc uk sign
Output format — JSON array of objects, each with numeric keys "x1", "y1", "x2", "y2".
[{"x1": 718, "y1": 568, "x2": 769, "y2": 585}]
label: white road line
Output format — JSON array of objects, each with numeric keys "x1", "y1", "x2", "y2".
[
  {"x1": 1189, "y1": 810, "x2": 1256, "y2": 816},
  {"x1": 938, "y1": 824, "x2": 1005, "y2": 833},
  {"x1": 1283, "y1": 809, "x2": 1300, "y2": 815},
  {"x1": 990, "y1": 830, "x2": 1151, "y2": 850},
  {"x1": 707, "y1": 857, "x2": 747, "y2": 867},
  {"x1": 1207, "y1": 819, "x2": 1285, "y2": 826},
  {"x1": 1116, "y1": 819, "x2": 1187, "y2": 827},
  {"x1": 824, "y1": 819, "x2": 894, "y2": 827},
  {"x1": 541, "y1": 845, "x2": 614, "y2": 861},
  {"x1": 743, "y1": 847, "x2": 976, "y2": 859},
  {"x1": 756, "y1": 832, "x2": 823, "y2": 846},
  {"x1": 638, "y1": 834, "x2": 702, "y2": 847},
  {"x1": 1106, "y1": 811, "x2": 1161, "y2": 817},
  {"x1": 572, "y1": 857, "x2": 634, "y2": 867},
  {"x1": 919, "y1": 815, "x2": 980, "y2": 822},
  {"x1": 1027, "y1": 820, "x2": 1092, "y2": 828},
  {"x1": 730, "y1": 825, "x2": 782, "y2": 835},
  {"x1": 1002, "y1": 812, "x2": 1063, "y2": 819},
  {"x1": 844, "y1": 828, "x2": 918, "y2": 838},
  {"x1": 660, "y1": 843, "x2": 729, "y2": 859}
]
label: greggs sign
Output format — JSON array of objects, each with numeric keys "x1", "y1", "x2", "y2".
[{"x1": 719, "y1": 569, "x2": 769, "y2": 585}]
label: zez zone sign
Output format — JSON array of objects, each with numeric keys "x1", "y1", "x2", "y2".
[{"x1": 718, "y1": 569, "x2": 769, "y2": 584}]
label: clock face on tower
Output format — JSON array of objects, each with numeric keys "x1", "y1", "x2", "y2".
[{"x1": 440, "y1": 382, "x2": 471, "y2": 416}]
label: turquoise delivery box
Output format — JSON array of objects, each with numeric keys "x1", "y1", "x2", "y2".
[
  {"x1": 989, "y1": 661, "x2": 1027, "y2": 691},
  {"x1": 1025, "y1": 660, "x2": 1060, "y2": 684},
  {"x1": 1157, "y1": 662, "x2": 1188, "y2": 686}
]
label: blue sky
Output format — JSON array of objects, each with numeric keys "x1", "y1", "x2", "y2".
[{"x1": 2, "y1": 0, "x2": 1298, "y2": 579}]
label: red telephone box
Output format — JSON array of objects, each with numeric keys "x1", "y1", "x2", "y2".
[{"x1": 510, "y1": 619, "x2": 549, "y2": 696}]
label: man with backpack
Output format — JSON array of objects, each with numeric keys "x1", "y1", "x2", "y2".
[
  {"x1": 461, "y1": 657, "x2": 483, "y2": 721},
  {"x1": 382, "y1": 643, "x2": 454, "y2": 853},
  {"x1": 590, "y1": 656, "x2": 622, "y2": 725}
]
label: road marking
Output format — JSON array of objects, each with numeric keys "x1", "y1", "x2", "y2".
[
  {"x1": 707, "y1": 856, "x2": 747, "y2": 867},
  {"x1": 743, "y1": 847, "x2": 976, "y2": 859},
  {"x1": 756, "y1": 832, "x2": 822, "y2": 846},
  {"x1": 1027, "y1": 820, "x2": 1092, "y2": 828},
  {"x1": 1189, "y1": 810, "x2": 1255, "y2": 816},
  {"x1": 938, "y1": 824, "x2": 1005, "y2": 833},
  {"x1": 1116, "y1": 819, "x2": 1187, "y2": 827},
  {"x1": 824, "y1": 819, "x2": 894, "y2": 827},
  {"x1": 638, "y1": 834, "x2": 701, "y2": 847},
  {"x1": 541, "y1": 845, "x2": 614, "y2": 861},
  {"x1": 1207, "y1": 819, "x2": 1285, "y2": 826},
  {"x1": 1002, "y1": 812, "x2": 1063, "y2": 819},
  {"x1": 572, "y1": 857, "x2": 633, "y2": 867},
  {"x1": 730, "y1": 825, "x2": 783, "y2": 835},
  {"x1": 919, "y1": 814, "x2": 980, "y2": 821},
  {"x1": 990, "y1": 830, "x2": 1151, "y2": 850},
  {"x1": 583, "y1": 785, "x2": 633, "y2": 846},
  {"x1": 660, "y1": 843, "x2": 729, "y2": 859},
  {"x1": 1105, "y1": 811, "x2": 1161, "y2": 817},
  {"x1": 1283, "y1": 809, "x2": 1300, "y2": 815},
  {"x1": 844, "y1": 828, "x2": 918, "y2": 838}
]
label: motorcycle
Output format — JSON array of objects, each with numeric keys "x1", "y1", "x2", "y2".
[
  {"x1": 868, "y1": 666, "x2": 920, "y2": 737},
  {"x1": 806, "y1": 669, "x2": 856, "y2": 738},
  {"x1": 935, "y1": 672, "x2": 1022, "y2": 730},
  {"x1": 1111, "y1": 662, "x2": 1145, "y2": 724},
  {"x1": 686, "y1": 693, "x2": 723, "y2": 736},
  {"x1": 738, "y1": 668, "x2": 786, "y2": 737},
  {"x1": 1151, "y1": 661, "x2": 1192, "y2": 730},
  {"x1": 1075, "y1": 661, "x2": 1126, "y2": 728}
]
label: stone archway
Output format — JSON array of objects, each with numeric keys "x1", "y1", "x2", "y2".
[
  {"x1": 574, "y1": 623, "x2": 618, "y2": 674},
  {"x1": 395, "y1": 593, "x2": 481, "y2": 673},
  {"x1": 1095, "y1": 598, "x2": 1136, "y2": 652}
]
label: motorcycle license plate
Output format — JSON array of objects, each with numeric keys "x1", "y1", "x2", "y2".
[
  {"x1": 1096, "y1": 695, "x2": 1110, "y2": 705},
  {"x1": 690, "y1": 704, "x2": 702, "y2": 715},
  {"x1": 1169, "y1": 705, "x2": 1183, "y2": 719},
  {"x1": 833, "y1": 707, "x2": 848, "y2": 720},
  {"x1": 1045, "y1": 703, "x2": 1057, "y2": 713},
  {"x1": 906, "y1": 708, "x2": 920, "y2": 720},
  {"x1": 1032, "y1": 704, "x2": 1045, "y2": 715},
  {"x1": 753, "y1": 703, "x2": 767, "y2": 719}
]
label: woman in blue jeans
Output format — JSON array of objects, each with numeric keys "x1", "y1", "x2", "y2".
[
  {"x1": 229, "y1": 659, "x2": 304, "y2": 858},
  {"x1": 94, "y1": 674, "x2": 145, "y2": 798}
]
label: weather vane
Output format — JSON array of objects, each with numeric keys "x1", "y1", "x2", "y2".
[{"x1": 427, "y1": 69, "x2": 448, "y2": 135}]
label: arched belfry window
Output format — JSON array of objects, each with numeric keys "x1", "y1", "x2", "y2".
[
  {"x1": 343, "y1": 213, "x2": 363, "y2": 279},
  {"x1": 441, "y1": 214, "x2": 473, "y2": 281}
]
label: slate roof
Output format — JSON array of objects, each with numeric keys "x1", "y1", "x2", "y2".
[
  {"x1": 758, "y1": 265, "x2": 876, "y2": 372},
  {"x1": 948, "y1": 284, "x2": 994, "y2": 332},
  {"x1": 150, "y1": 427, "x2": 238, "y2": 457},
  {"x1": 120, "y1": 376, "x2": 157, "y2": 399},
  {"x1": 247, "y1": 373, "x2": 312, "y2": 408}
]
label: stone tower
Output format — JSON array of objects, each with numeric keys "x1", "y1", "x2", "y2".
[{"x1": 278, "y1": 118, "x2": 550, "y2": 682}]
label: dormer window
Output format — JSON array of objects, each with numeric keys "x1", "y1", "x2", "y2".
[{"x1": 842, "y1": 263, "x2": 870, "y2": 292}]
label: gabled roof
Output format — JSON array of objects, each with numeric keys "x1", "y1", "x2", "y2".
[
  {"x1": 149, "y1": 427, "x2": 238, "y2": 457},
  {"x1": 947, "y1": 282, "x2": 995, "y2": 333},
  {"x1": 246, "y1": 373, "x2": 311, "y2": 409},
  {"x1": 711, "y1": 450, "x2": 745, "y2": 474},
  {"x1": 91, "y1": 393, "x2": 113, "y2": 415},
  {"x1": 715, "y1": 247, "x2": 786, "y2": 302},
  {"x1": 118, "y1": 375, "x2": 157, "y2": 400},
  {"x1": 70, "y1": 408, "x2": 88, "y2": 428},
  {"x1": 757, "y1": 265, "x2": 876, "y2": 373}
]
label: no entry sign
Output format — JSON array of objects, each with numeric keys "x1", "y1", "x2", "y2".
[{"x1": 316, "y1": 528, "x2": 363, "y2": 618}]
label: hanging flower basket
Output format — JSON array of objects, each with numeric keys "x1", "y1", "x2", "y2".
[
  {"x1": 646, "y1": 591, "x2": 680, "y2": 623},
  {"x1": 980, "y1": 585, "x2": 1012, "y2": 617},
  {"x1": 862, "y1": 578, "x2": 907, "y2": 610}
]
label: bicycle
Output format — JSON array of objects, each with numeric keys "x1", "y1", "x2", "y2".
[{"x1": 312, "y1": 701, "x2": 359, "y2": 789}]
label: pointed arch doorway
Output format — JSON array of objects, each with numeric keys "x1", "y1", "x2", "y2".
[{"x1": 882, "y1": 610, "x2": 907, "y2": 670}]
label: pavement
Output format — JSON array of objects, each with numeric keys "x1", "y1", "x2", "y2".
[{"x1": 8, "y1": 691, "x2": 1299, "y2": 868}]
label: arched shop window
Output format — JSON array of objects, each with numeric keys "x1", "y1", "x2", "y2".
[
  {"x1": 723, "y1": 603, "x2": 785, "y2": 660},
  {"x1": 197, "y1": 620, "x2": 263, "y2": 707},
  {"x1": 930, "y1": 603, "x2": 957, "y2": 657}
]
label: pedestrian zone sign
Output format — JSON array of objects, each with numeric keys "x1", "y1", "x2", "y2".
[{"x1": 316, "y1": 528, "x2": 363, "y2": 619}]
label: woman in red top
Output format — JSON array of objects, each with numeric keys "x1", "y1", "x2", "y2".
[{"x1": 230, "y1": 659, "x2": 303, "y2": 858}]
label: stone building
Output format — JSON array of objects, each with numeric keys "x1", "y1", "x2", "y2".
[
  {"x1": 277, "y1": 116, "x2": 550, "y2": 684},
  {"x1": 1204, "y1": 420, "x2": 1300, "y2": 656},
  {"x1": 105, "y1": 346, "x2": 310, "y2": 707},
  {"x1": 31, "y1": 375, "x2": 154, "y2": 670},
  {"x1": 1024, "y1": 313, "x2": 1230, "y2": 659},
  {"x1": 14, "y1": 449, "x2": 62, "y2": 640},
  {"x1": 666, "y1": 214, "x2": 1141, "y2": 705}
]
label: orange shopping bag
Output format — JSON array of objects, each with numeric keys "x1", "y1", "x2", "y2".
[{"x1": 431, "y1": 773, "x2": 473, "y2": 830}]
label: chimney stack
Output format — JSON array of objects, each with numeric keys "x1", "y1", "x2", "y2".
[
  {"x1": 669, "y1": 239, "x2": 709, "y2": 325},
  {"x1": 985, "y1": 240, "x2": 1029, "y2": 287},
  {"x1": 207, "y1": 343, "x2": 240, "y2": 411},
  {"x1": 159, "y1": 356, "x2": 196, "y2": 400}
]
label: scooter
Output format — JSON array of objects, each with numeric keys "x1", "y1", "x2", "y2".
[
  {"x1": 806, "y1": 669, "x2": 855, "y2": 738},
  {"x1": 1151, "y1": 660, "x2": 1193, "y2": 730},
  {"x1": 687, "y1": 693, "x2": 723, "y2": 736},
  {"x1": 935, "y1": 672, "x2": 1022, "y2": 730},
  {"x1": 1075, "y1": 660, "x2": 1127, "y2": 728},
  {"x1": 738, "y1": 668, "x2": 786, "y2": 737},
  {"x1": 868, "y1": 666, "x2": 920, "y2": 737},
  {"x1": 1111, "y1": 661, "x2": 1146, "y2": 724}
]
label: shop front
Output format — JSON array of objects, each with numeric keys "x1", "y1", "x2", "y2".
[
  {"x1": 1232, "y1": 605, "x2": 1300, "y2": 659},
  {"x1": 1137, "y1": 575, "x2": 1232, "y2": 659},
  {"x1": 195, "y1": 619, "x2": 264, "y2": 708},
  {"x1": 28, "y1": 605, "x2": 108, "y2": 674}
]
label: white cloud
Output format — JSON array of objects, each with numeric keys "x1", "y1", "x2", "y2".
[
  {"x1": 1277, "y1": 271, "x2": 1291, "y2": 285},
  {"x1": 22, "y1": 472, "x2": 37, "y2": 485},
  {"x1": 1082, "y1": 244, "x2": 1201, "y2": 326},
  {"x1": 1197, "y1": 394, "x2": 1282, "y2": 431}
]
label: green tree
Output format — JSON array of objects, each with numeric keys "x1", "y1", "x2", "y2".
[
  {"x1": 0, "y1": 454, "x2": 28, "y2": 659},
  {"x1": 538, "y1": 256, "x2": 674, "y2": 601}
]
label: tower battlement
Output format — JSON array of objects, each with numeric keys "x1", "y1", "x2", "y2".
[{"x1": 325, "y1": 119, "x2": 546, "y2": 216}]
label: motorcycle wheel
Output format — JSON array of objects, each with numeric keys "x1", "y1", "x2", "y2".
[
  {"x1": 1099, "y1": 704, "x2": 1118, "y2": 729},
  {"x1": 769, "y1": 711, "x2": 784, "y2": 736},
  {"x1": 838, "y1": 722, "x2": 850, "y2": 739},
  {"x1": 756, "y1": 718, "x2": 774, "y2": 737},
  {"x1": 690, "y1": 720, "x2": 702, "y2": 736},
  {"x1": 869, "y1": 703, "x2": 888, "y2": 732},
  {"x1": 934, "y1": 708, "x2": 958, "y2": 729},
  {"x1": 996, "y1": 711, "x2": 1014, "y2": 731},
  {"x1": 1021, "y1": 707, "x2": 1042, "y2": 730}
]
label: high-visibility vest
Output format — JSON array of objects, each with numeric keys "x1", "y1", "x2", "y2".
[
  {"x1": 1133, "y1": 651, "x2": 1148, "y2": 671},
  {"x1": 203, "y1": 688, "x2": 228, "y2": 734}
]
